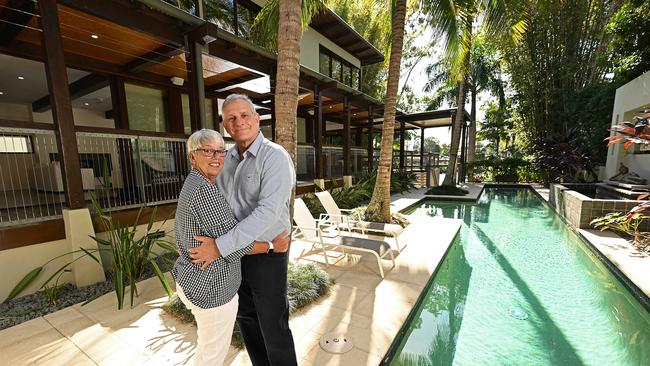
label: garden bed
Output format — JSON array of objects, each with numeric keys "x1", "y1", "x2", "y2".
[{"x1": 0, "y1": 253, "x2": 176, "y2": 330}]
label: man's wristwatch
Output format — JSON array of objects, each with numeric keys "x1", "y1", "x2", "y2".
[{"x1": 267, "y1": 241, "x2": 274, "y2": 253}]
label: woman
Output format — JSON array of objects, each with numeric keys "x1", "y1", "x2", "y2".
[{"x1": 173, "y1": 129, "x2": 288, "y2": 366}]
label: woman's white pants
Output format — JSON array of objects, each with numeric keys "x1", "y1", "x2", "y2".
[{"x1": 176, "y1": 285, "x2": 238, "y2": 366}]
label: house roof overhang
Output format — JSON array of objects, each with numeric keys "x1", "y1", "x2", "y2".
[
  {"x1": 396, "y1": 108, "x2": 473, "y2": 129},
  {"x1": 309, "y1": 9, "x2": 384, "y2": 66}
]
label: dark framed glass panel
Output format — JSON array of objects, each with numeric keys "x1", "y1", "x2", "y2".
[
  {"x1": 237, "y1": 3, "x2": 257, "y2": 39},
  {"x1": 332, "y1": 59, "x2": 342, "y2": 82},
  {"x1": 204, "y1": 0, "x2": 235, "y2": 33},
  {"x1": 319, "y1": 52, "x2": 331, "y2": 77},
  {"x1": 352, "y1": 69, "x2": 360, "y2": 90},
  {"x1": 125, "y1": 83, "x2": 168, "y2": 132},
  {"x1": 342, "y1": 64, "x2": 351, "y2": 86},
  {"x1": 162, "y1": 0, "x2": 198, "y2": 15}
]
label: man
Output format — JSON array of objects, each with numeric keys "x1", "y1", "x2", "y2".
[{"x1": 190, "y1": 93, "x2": 298, "y2": 366}]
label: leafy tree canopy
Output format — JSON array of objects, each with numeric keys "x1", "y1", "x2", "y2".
[{"x1": 607, "y1": 0, "x2": 650, "y2": 83}]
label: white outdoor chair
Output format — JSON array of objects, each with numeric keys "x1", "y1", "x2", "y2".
[
  {"x1": 314, "y1": 191, "x2": 406, "y2": 252},
  {"x1": 292, "y1": 197, "x2": 395, "y2": 278}
]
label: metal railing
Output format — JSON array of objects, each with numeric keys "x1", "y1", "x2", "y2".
[
  {"x1": 0, "y1": 127, "x2": 191, "y2": 227},
  {"x1": 0, "y1": 127, "x2": 65, "y2": 227},
  {"x1": 75, "y1": 132, "x2": 189, "y2": 213}
]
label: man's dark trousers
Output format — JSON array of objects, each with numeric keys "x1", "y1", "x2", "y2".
[{"x1": 237, "y1": 252, "x2": 297, "y2": 366}]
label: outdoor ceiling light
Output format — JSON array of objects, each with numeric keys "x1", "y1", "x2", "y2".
[
  {"x1": 0, "y1": 91, "x2": 4, "y2": 95},
  {"x1": 17, "y1": 76, "x2": 24, "y2": 80},
  {"x1": 91, "y1": 34, "x2": 99, "y2": 39},
  {"x1": 84, "y1": 102, "x2": 90, "y2": 106}
]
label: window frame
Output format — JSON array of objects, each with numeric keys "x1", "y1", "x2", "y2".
[
  {"x1": 0, "y1": 135, "x2": 34, "y2": 154},
  {"x1": 318, "y1": 45, "x2": 361, "y2": 90}
]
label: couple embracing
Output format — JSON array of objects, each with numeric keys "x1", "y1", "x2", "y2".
[{"x1": 172, "y1": 94, "x2": 298, "y2": 366}]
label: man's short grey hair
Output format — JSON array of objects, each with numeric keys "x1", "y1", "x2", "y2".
[
  {"x1": 222, "y1": 93, "x2": 257, "y2": 118},
  {"x1": 186, "y1": 129, "x2": 225, "y2": 155}
]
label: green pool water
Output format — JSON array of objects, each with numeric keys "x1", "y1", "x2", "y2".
[{"x1": 387, "y1": 188, "x2": 650, "y2": 366}]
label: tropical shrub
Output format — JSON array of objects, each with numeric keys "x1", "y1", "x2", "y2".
[
  {"x1": 591, "y1": 207, "x2": 650, "y2": 253},
  {"x1": 532, "y1": 129, "x2": 598, "y2": 184},
  {"x1": 425, "y1": 185, "x2": 469, "y2": 196},
  {"x1": 466, "y1": 157, "x2": 541, "y2": 183}
]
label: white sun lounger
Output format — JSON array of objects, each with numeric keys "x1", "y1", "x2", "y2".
[
  {"x1": 314, "y1": 191, "x2": 406, "y2": 252},
  {"x1": 292, "y1": 197, "x2": 395, "y2": 278}
]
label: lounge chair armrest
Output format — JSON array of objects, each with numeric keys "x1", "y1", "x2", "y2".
[
  {"x1": 338, "y1": 208, "x2": 362, "y2": 221},
  {"x1": 292, "y1": 225, "x2": 323, "y2": 236}
]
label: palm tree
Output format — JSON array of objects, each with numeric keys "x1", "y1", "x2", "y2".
[
  {"x1": 423, "y1": 37, "x2": 505, "y2": 162},
  {"x1": 364, "y1": 0, "x2": 408, "y2": 223},
  {"x1": 421, "y1": 0, "x2": 527, "y2": 186},
  {"x1": 251, "y1": 0, "x2": 325, "y2": 165}
]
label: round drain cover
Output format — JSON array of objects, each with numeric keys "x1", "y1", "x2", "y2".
[
  {"x1": 319, "y1": 332, "x2": 353, "y2": 354},
  {"x1": 508, "y1": 307, "x2": 529, "y2": 320}
]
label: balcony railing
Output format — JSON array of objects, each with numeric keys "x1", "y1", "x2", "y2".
[
  {"x1": 75, "y1": 132, "x2": 189, "y2": 213},
  {"x1": 0, "y1": 126, "x2": 190, "y2": 227},
  {"x1": 0, "y1": 127, "x2": 64, "y2": 227}
]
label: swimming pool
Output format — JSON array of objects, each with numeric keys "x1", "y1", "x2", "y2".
[{"x1": 385, "y1": 187, "x2": 650, "y2": 365}]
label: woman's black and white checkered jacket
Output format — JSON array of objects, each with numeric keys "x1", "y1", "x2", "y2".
[{"x1": 172, "y1": 169, "x2": 253, "y2": 309}]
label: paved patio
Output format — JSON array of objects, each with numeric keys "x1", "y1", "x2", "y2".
[{"x1": 0, "y1": 193, "x2": 462, "y2": 365}]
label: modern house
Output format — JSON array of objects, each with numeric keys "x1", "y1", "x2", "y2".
[
  {"x1": 0, "y1": 0, "x2": 470, "y2": 300},
  {"x1": 605, "y1": 70, "x2": 650, "y2": 181}
]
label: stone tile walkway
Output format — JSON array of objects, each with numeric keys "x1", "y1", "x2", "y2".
[{"x1": 0, "y1": 193, "x2": 462, "y2": 365}]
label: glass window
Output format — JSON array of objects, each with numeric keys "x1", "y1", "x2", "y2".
[
  {"x1": 182, "y1": 94, "x2": 191, "y2": 134},
  {"x1": 182, "y1": 94, "x2": 215, "y2": 134},
  {"x1": 260, "y1": 124, "x2": 272, "y2": 139},
  {"x1": 125, "y1": 83, "x2": 168, "y2": 132},
  {"x1": 205, "y1": 0, "x2": 235, "y2": 33},
  {"x1": 237, "y1": 4, "x2": 257, "y2": 39},
  {"x1": 351, "y1": 69, "x2": 360, "y2": 90},
  {"x1": 332, "y1": 59, "x2": 342, "y2": 82},
  {"x1": 319, "y1": 52, "x2": 331, "y2": 78},
  {"x1": 297, "y1": 117, "x2": 306, "y2": 143},
  {"x1": 204, "y1": 98, "x2": 214, "y2": 129},
  {"x1": 0, "y1": 136, "x2": 32, "y2": 153},
  {"x1": 342, "y1": 64, "x2": 351, "y2": 86}
]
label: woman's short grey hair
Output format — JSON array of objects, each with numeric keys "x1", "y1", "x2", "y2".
[
  {"x1": 222, "y1": 93, "x2": 257, "y2": 118},
  {"x1": 186, "y1": 129, "x2": 224, "y2": 155}
]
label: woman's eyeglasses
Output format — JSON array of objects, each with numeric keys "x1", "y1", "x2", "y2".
[{"x1": 195, "y1": 148, "x2": 227, "y2": 158}]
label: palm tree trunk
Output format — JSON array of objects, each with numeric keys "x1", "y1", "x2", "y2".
[
  {"x1": 274, "y1": 0, "x2": 301, "y2": 230},
  {"x1": 468, "y1": 85, "x2": 477, "y2": 162},
  {"x1": 274, "y1": 0, "x2": 301, "y2": 165},
  {"x1": 442, "y1": 78, "x2": 468, "y2": 186},
  {"x1": 364, "y1": 0, "x2": 407, "y2": 223}
]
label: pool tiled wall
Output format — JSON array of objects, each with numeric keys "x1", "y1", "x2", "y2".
[{"x1": 549, "y1": 183, "x2": 650, "y2": 230}]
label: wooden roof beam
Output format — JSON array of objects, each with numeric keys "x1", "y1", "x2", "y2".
[{"x1": 32, "y1": 73, "x2": 110, "y2": 112}]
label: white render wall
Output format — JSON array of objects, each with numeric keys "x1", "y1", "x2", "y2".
[{"x1": 605, "y1": 71, "x2": 650, "y2": 180}]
